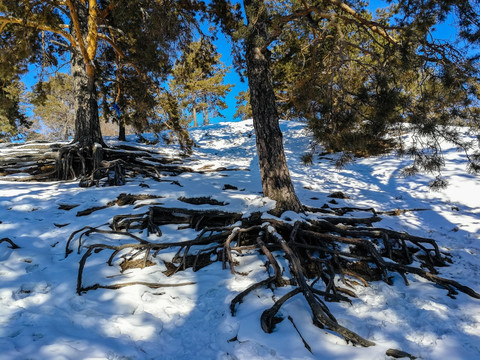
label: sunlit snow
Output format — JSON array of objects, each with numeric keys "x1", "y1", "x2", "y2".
[{"x1": 0, "y1": 120, "x2": 479, "y2": 359}]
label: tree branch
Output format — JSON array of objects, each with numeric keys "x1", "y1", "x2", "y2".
[
  {"x1": 0, "y1": 16, "x2": 77, "y2": 46},
  {"x1": 266, "y1": 1, "x2": 397, "y2": 50},
  {"x1": 326, "y1": 0, "x2": 397, "y2": 43},
  {"x1": 65, "y1": 0, "x2": 95, "y2": 78},
  {"x1": 99, "y1": 1, "x2": 118, "y2": 19},
  {"x1": 86, "y1": 0, "x2": 99, "y2": 61}
]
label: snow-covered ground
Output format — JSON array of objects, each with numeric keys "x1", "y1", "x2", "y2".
[{"x1": 0, "y1": 120, "x2": 479, "y2": 359}]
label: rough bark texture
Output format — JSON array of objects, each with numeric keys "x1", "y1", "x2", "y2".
[
  {"x1": 118, "y1": 119, "x2": 126, "y2": 141},
  {"x1": 243, "y1": 0, "x2": 302, "y2": 214},
  {"x1": 70, "y1": 1, "x2": 104, "y2": 147}
]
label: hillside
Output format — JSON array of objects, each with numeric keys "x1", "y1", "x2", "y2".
[{"x1": 0, "y1": 120, "x2": 479, "y2": 359}]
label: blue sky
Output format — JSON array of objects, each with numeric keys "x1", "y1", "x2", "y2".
[{"x1": 206, "y1": 32, "x2": 248, "y2": 124}]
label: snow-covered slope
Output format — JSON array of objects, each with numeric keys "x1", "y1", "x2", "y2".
[{"x1": 0, "y1": 120, "x2": 479, "y2": 359}]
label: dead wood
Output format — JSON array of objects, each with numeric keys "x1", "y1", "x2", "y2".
[
  {"x1": 79, "y1": 281, "x2": 196, "y2": 293},
  {"x1": 76, "y1": 193, "x2": 165, "y2": 217},
  {"x1": 0, "y1": 237, "x2": 20, "y2": 249},
  {"x1": 178, "y1": 196, "x2": 227, "y2": 206},
  {"x1": 58, "y1": 204, "x2": 80, "y2": 211},
  {"x1": 65, "y1": 205, "x2": 480, "y2": 351},
  {"x1": 386, "y1": 348, "x2": 417, "y2": 359}
]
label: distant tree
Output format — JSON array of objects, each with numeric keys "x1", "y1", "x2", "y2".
[
  {"x1": 29, "y1": 73, "x2": 75, "y2": 141},
  {"x1": 0, "y1": 75, "x2": 28, "y2": 141},
  {"x1": 170, "y1": 38, "x2": 233, "y2": 127},
  {"x1": 233, "y1": 90, "x2": 252, "y2": 121}
]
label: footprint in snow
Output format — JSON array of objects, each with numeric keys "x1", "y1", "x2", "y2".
[{"x1": 13, "y1": 282, "x2": 50, "y2": 300}]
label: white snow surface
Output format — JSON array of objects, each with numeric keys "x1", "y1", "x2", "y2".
[{"x1": 0, "y1": 119, "x2": 479, "y2": 360}]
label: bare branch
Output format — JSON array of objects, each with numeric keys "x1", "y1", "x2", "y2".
[{"x1": 0, "y1": 15, "x2": 76, "y2": 46}]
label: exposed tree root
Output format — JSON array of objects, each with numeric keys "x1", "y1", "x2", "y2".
[
  {"x1": 386, "y1": 348, "x2": 417, "y2": 359},
  {"x1": 76, "y1": 193, "x2": 165, "y2": 217},
  {"x1": 65, "y1": 205, "x2": 480, "y2": 351},
  {"x1": 0, "y1": 142, "x2": 245, "y2": 186},
  {"x1": 0, "y1": 237, "x2": 20, "y2": 249}
]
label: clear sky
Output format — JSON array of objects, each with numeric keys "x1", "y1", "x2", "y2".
[{"x1": 207, "y1": 31, "x2": 248, "y2": 124}]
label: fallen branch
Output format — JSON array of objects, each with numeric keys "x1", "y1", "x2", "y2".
[{"x1": 0, "y1": 237, "x2": 20, "y2": 249}]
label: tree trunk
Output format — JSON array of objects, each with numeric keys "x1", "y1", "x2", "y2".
[
  {"x1": 203, "y1": 107, "x2": 209, "y2": 126},
  {"x1": 118, "y1": 118, "x2": 126, "y2": 141},
  {"x1": 193, "y1": 107, "x2": 198, "y2": 127},
  {"x1": 243, "y1": 0, "x2": 302, "y2": 214},
  {"x1": 70, "y1": 1, "x2": 104, "y2": 148}
]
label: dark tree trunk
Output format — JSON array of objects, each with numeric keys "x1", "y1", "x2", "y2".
[
  {"x1": 70, "y1": 1, "x2": 104, "y2": 148},
  {"x1": 118, "y1": 118, "x2": 126, "y2": 141},
  {"x1": 71, "y1": 49, "x2": 103, "y2": 147},
  {"x1": 243, "y1": 0, "x2": 302, "y2": 214}
]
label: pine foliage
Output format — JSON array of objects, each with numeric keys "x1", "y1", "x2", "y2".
[
  {"x1": 217, "y1": 0, "x2": 480, "y2": 183},
  {"x1": 234, "y1": 90, "x2": 252, "y2": 121},
  {"x1": 170, "y1": 38, "x2": 233, "y2": 127},
  {"x1": 29, "y1": 73, "x2": 75, "y2": 141},
  {"x1": 0, "y1": 75, "x2": 28, "y2": 141}
]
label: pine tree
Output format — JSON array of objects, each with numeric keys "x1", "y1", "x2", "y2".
[
  {"x1": 268, "y1": 1, "x2": 480, "y2": 179},
  {"x1": 29, "y1": 73, "x2": 75, "y2": 141},
  {"x1": 212, "y1": 0, "x2": 479, "y2": 212},
  {"x1": 170, "y1": 38, "x2": 233, "y2": 127},
  {"x1": 234, "y1": 90, "x2": 252, "y2": 121},
  {"x1": 0, "y1": 75, "x2": 28, "y2": 141}
]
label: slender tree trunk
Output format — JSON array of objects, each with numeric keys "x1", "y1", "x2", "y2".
[
  {"x1": 203, "y1": 107, "x2": 209, "y2": 126},
  {"x1": 243, "y1": 0, "x2": 302, "y2": 214},
  {"x1": 70, "y1": 0, "x2": 103, "y2": 148},
  {"x1": 193, "y1": 107, "x2": 198, "y2": 127},
  {"x1": 118, "y1": 118, "x2": 126, "y2": 141}
]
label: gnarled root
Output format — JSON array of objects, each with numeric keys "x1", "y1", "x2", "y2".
[
  {"x1": 0, "y1": 237, "x2": 20, "y2": 249},
  {"x1": 66, "y1": 206, "x2": 480, "y2": 350}
]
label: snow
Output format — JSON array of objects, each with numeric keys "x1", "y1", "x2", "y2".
[{"x1": 1, "y1": 119, "x2": 479, "y2": 359}]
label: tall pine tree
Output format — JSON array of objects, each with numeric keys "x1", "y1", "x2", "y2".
[{"x1": 170, "y1": 37, "x2": 233, "y2": 127}]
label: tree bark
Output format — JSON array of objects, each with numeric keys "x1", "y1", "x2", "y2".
[
  {"x1": 70, "y1": 0, "x2": 104, "y2": 148},
  {"x1": 118, "y1": 118, "x2": 126, "y2": 141},
  {"x1": 243, "y1": 0, "x2": 302, "y2": 214},
  {"x1": 203, "y1": 107, "x2": 209, "y2": 126},
  {"x1": 193, "y1": 107, "x2": 198, "y2": 127}
]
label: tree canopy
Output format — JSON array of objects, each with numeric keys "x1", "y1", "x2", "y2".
[
  {"x1": 0, "y1": 0, "x2": 204, "y2": 147},
  {"x1": 213, "y1": 0, "x2": 480, "y2": 196}
]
